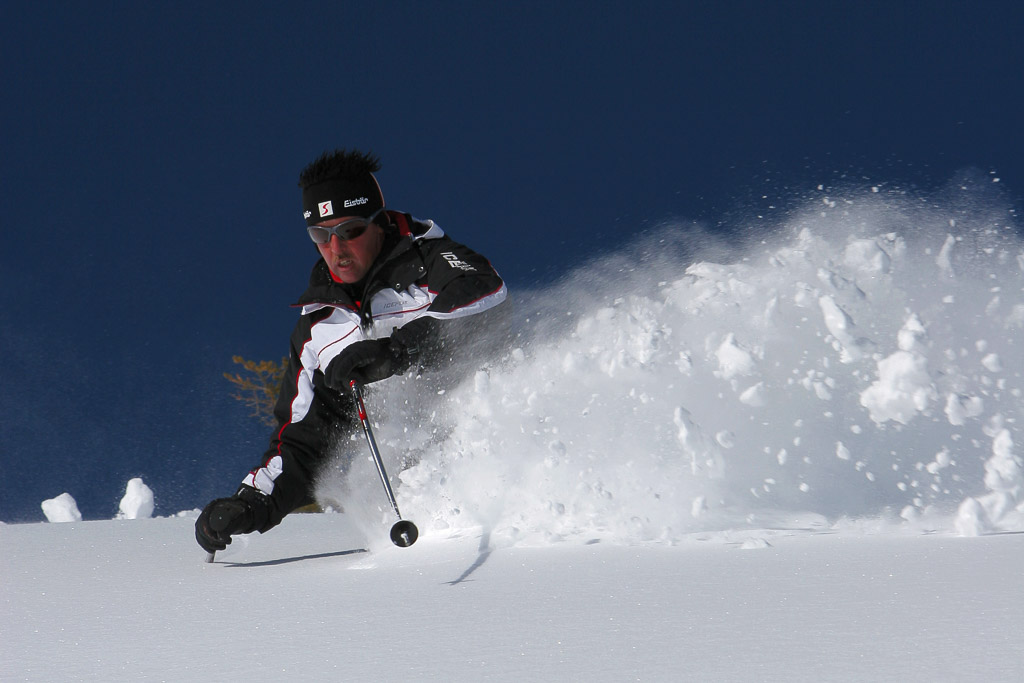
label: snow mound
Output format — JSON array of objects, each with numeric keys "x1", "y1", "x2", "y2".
[
  {"x1": 117, "y1": 477, "x2": 155, "y2": 519},
  {"x1": 41, "y1": 493, "x2": 82, "y2": 523},
  {"x1": 39, "y1": 479, "x2": 155, "y2": 523}
]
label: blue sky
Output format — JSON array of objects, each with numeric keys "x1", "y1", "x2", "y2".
[{"x1": 2, "y1": 1, "x2": 1022, "y2": 521}]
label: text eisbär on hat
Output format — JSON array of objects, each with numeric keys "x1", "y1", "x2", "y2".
[{"x1": 306, "y1": 197, "x2": 371, "y2": 220}]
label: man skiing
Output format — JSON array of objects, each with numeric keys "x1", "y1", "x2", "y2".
[{"x1": 195, "y1": 149, "x2": 506, "y2": 553}]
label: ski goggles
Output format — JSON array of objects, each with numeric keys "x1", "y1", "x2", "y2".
[{"x1": 306, "y1": 208, "x2": 385, "y2": 244}]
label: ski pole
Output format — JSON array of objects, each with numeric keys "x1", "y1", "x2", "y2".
[{"x1": 351, "y1": 380, "x2": 419, "y2": 547}]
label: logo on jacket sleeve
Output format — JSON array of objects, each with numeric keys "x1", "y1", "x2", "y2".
[
  {"x1": 441, "y1": 252, "x2": 477, "y2": 271},
  {"x1": 318, "y1": 201, "x2": 334, "y2": 218}
]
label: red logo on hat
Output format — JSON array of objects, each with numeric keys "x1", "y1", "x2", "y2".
[{"x1": 318, "y1": 201, "x2": 334, "y2": 218}]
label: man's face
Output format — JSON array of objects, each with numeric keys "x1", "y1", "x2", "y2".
[{"x1": 315, "y1": 216, "x2": 385, "y2": 283}]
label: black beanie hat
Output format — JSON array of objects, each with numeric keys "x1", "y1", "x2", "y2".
[{"x1": 301, "y1": 172, "x2": 385, "y2": 226}]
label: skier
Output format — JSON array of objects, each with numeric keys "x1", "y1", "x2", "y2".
[{"x1": 195, "y1": 149, "x2": 506, "y2": 553}]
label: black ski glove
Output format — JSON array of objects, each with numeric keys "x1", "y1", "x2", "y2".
[
  {"x1": 324, "y1": 337, "x2": 411, "y2": 390},
  {"x1": 194, "y1": 487, "x2": 272, "y2": 553}
]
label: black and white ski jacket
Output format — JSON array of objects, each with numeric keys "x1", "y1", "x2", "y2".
[{"x1": 242, "y1": 211, "x2": 506, "y2": 528}]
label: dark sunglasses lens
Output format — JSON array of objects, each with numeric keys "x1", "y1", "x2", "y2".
[
  {"x1": 307, "y1": 226, "x2": 330, "y2": 244},
  {"x1": 340, "y1": 223, "x2": 368, "y2": 240}
]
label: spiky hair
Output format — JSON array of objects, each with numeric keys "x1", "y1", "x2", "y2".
[{"x1": 298, "y1": 149, "x2": 381, "y2": 189}]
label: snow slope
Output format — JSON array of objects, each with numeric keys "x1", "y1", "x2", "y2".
[
  {"x1": 5, "y1": 515, "x2": 1024, "y2": 681},
  {"x1": 6, "y1": 178, "x2": 1024, "y2": 680}
]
